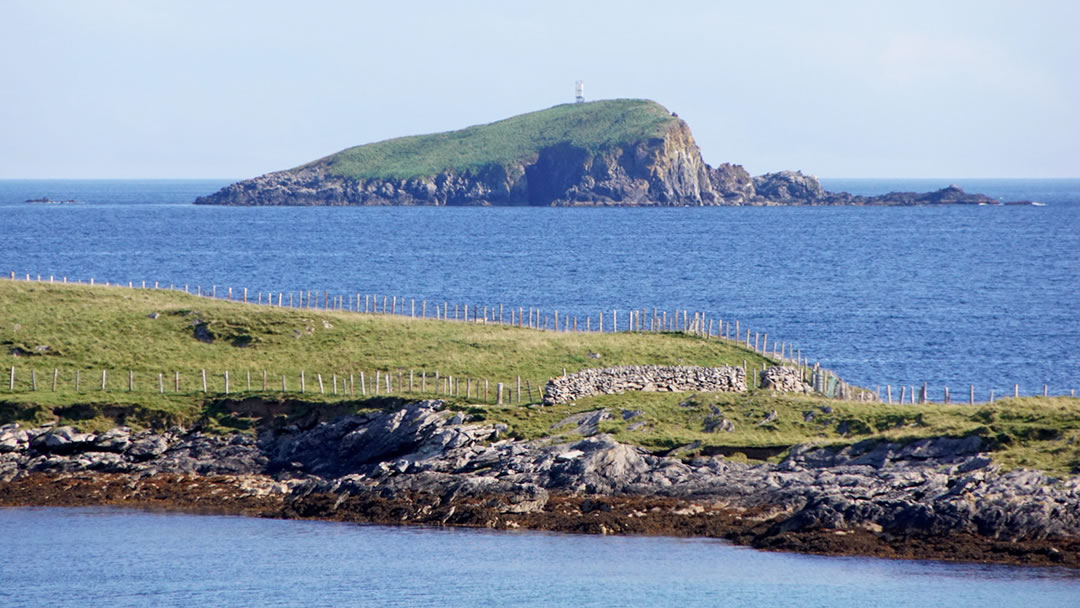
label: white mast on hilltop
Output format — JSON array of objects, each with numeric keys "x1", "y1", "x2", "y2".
[{"x1": 575, "y1": 80, "x2": 585, "y2": 103}]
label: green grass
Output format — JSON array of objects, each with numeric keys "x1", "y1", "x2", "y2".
[
  {"x1": 307, "y1": 99, "x2": 678, "y2": 180},
  {"x1": 479, "y1": 392, "x2": 1080, "y2": 476},
  {"x1": 3, "y1": 280, "x2": 1079, "y2": 476},
  {"x1": 0, "y1": 279, "x2": 769, "y2": 418}
]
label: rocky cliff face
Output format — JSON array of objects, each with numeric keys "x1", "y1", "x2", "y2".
[{"x1": 195, "y1": 119, "x2": 718, "y2": 207}]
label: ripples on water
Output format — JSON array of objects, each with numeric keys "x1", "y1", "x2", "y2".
[
  {"x1": 0, "y1": 507, "x2": 1078, "y2": 607},
  {"x1": 1, "y1": 178, "x2": 1078, "y2": 396}
]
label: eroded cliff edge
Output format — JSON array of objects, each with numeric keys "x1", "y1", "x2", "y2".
[{"x1": 197, "y1": 118, "x2": 718, "y2": 207}]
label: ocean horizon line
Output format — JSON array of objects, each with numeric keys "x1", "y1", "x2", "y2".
[{"x1": 2, "y1": 176, "x2": 1079, "y2": 182}]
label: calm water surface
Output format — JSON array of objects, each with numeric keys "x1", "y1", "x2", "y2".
[
  {"x1": 1, "y1": 178, "x2": 1077, "y2": 396},
  {"x1": 3, "y1": 181, "x2": 1080, "y2": 602},
  {"x1": 1, "y1": 507, "x2": 1077, "y2": 608}
]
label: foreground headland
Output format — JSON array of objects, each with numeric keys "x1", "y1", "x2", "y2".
[
  {"x1": 3, "y1": 403, "x2": 1079, "y2": 568},
  {"x1": 194, "y1": 99, "x2": 1036, "y2": 208},
  {"x1": 1, "y1": 281, "x2": 1078, "y2": 567}
]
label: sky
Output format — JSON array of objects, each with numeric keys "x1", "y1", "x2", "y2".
[{"x1": 2, "y1": 0, "x2": 1077, "y2": 179}]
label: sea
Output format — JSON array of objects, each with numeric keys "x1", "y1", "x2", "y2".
[
  {"x1": 1, "y1": 178, "x2": 1079, "y2": 603},
  {"x1": 1, "y1": 507, "x2": 1078, "y2": 607},
  {"x1": 0, "y1": 178, "x2": 1077, "y2": 396}
]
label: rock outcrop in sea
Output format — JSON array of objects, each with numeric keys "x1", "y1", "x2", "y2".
[{"x1": 3, "y1": 402, "x2": 1077, "y2": 566}]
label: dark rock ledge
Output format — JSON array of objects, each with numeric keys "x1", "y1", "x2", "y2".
[{"x1": 2, "y1": 401, "x2": 1077, "y2": 567}]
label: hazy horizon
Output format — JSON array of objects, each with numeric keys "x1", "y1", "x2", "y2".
[{"x1": 3, "y1": 1, "x2": 1077, "y2": 180}]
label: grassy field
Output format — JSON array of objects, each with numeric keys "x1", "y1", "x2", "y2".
[
  {"x1": 309, "y1": 99, "x2": 679, "y2": 180},
  {"x1": 3, "y1": 280, "x2": 1078, "y2": 475}
]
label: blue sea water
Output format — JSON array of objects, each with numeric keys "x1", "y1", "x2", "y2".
[
  {"x1": 0, "y1": 507, "x2": 1077, "y2": 608},
  {"x1": 2, "y1": 180, "x2": 1080, "y2": 600},
  {"x1": 1, "y1": 178, "x2": 1077, "y2": 397}
]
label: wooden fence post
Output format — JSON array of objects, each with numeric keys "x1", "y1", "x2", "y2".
[
  {"x1": 360, "y1": 371, "x2": 367, "y2": 396},
  {"x1": 128, "y1": 370, "x2": 133, "y2": 392},
  {"x1": 175, "y1": 371, "x2": 180, "y2": 393},
  {"x1": 496, "y1": 382, "x2": 504, "y2": 405},
  {"x1": 300, "y1": 371, "x2": 306, "y2": 393},
  {"x1": 52, "y1": 368, "x2": 58, "y2": 392},
  {"x1": 421, "y1": 371, "x2": 426, "y2": 393},
  {"x1": 159, "y1": 373, "x2": 164, "y2": 394},
  {"x1": 201, "y1": 369, "x2": 207, "y2": 392},
  {"x1": 224, "y1": 371, "x2": 230, "y2": 395},
  {"x1": 1014, "y1": 384, "x2": 1019, "y2": 398},
  {"x1": 517, "y1": 376, "x2": 522, "y2": 404},
  {"x1": 9, "y1": 367, "x2": 14, "y2": 391},
  {"x1": 317, "y1": 373, "x2": 324, "y2": 394},
  {"x1": 102, "y1": 369, "x2": 107, "y2": 391},
  {"x1": 969, "y1": 385, "x2": 975, "y2": 405}
]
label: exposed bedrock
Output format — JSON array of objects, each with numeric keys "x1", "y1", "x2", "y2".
[{"x1": 3, "y1": 401, "x2": 1078, "y2": 547}]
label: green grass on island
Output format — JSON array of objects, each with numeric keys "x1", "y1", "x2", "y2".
[
  {"x1": 308, "y1": 99, "x2": 679, "y2": 181},
  {"x1": 2, "y1": 280, "x2": 1078, "y2": 476}
]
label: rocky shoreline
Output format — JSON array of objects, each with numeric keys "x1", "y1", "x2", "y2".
[{"x1": 3, "y1": 401, "x2": 1078, "y2": 568}]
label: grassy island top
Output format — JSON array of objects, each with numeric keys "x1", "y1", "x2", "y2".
[
  {"x1": 306, "y1": 99, "x2": 679, "y2": 181},
  {"x1": 2, "y1": 280, "x2": 1078, "y2": 475}
]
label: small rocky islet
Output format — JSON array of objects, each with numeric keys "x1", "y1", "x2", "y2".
[{"x1": 194, "y1": 99, "x2": 1036, "y2": 207}]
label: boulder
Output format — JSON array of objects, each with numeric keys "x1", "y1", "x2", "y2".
[{"x1": 752, "y1": 170, "x2": 826, "y2": 203}]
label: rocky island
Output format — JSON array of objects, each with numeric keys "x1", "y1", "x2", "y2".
[{"x1": 195, "y1": 99, "x2": 1030, "y2": 207}]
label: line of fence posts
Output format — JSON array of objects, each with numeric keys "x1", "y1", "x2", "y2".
[
  {"x1": 7, "y1": 273, "x2": 1078, "y2": 403},
  {"x1": 3, "y1": 365, "x2": 549, "y2": 405},
  {"x1": 6, "y1": 364, "x2": 1077, "y2": 405}
]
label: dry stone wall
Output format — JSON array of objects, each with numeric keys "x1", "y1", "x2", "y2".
[
  {"x1": 760, "y1": 366, "x2": 814, "y2": 394},
  {"x1": 543, "y1": 365, "x2": 746, "y2": 405}
]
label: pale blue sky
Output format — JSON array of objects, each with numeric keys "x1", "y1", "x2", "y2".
[{"x1": 2, "y1": 0, "x2": 1077, "y2": 178}]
